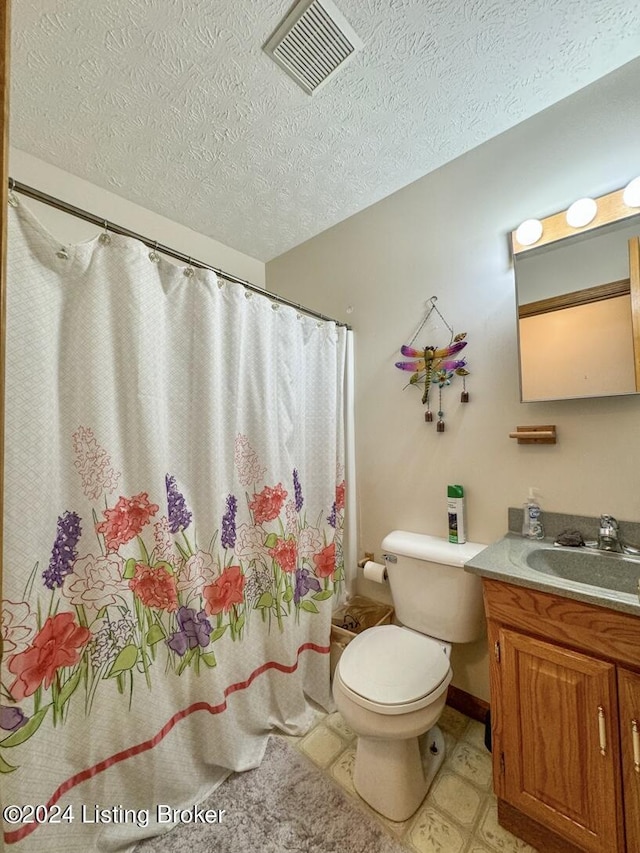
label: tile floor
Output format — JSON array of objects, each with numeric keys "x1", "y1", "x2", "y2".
[{"x1": 290, "y1": 706, "x2": 539, "y2": 853}]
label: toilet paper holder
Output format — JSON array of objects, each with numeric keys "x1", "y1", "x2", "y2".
[{"x1": 357, "y1": 552, "x2": 374, "y2": 568}]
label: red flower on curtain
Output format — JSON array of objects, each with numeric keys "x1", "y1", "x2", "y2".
[
  {"x1": 203, "y1": 566, "x2": 245, "y2": 615},
  {"x1": 335, "y1": 481, "x2": 346, "y2": 511},
  {"x1": 96, "y1": 492, "x2": 160, "y2": 552},
  {"x1": 313, "y1": 543, "x2": 336, "y2": 579},
  {"x1": 248, "y1": 484, "x2": 287, "y2": 524},
  {"x1": 268, "y1": 537, "x2": 298, "y2": 573},
  {"x1": 129, "y1": 563, "x2": 178, "y2": 612},
  {"x1": 7, "y1": 612, "x2": 90, "y2": 700}
]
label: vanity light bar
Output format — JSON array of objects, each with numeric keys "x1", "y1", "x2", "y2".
[{"x1": 512, "y1": 179, "x2": 640, "y2": 255}]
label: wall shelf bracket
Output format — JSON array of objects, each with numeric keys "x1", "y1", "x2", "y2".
[{"x1": 509, "y1": 425, "x2": 556, "y2": 444}]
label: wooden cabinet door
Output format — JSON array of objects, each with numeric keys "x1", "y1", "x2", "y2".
[
  {"x1": 499, "y1": 628, "x2": 624, "y2": 853},
  {"x1": 618, "y1": 667, "x2": 640, "y2": 849}
]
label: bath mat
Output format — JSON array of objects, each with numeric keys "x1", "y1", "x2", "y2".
[{"x1": 135, "y1": 735, "x2": 408, "y2": 852}]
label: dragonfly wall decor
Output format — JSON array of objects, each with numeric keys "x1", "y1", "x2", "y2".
[{"x1": 395, "y1": 298, "x2": 470, "y2": 430}]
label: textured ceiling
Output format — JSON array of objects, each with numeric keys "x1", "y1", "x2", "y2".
[{"x1": 10, "y1": 0, "x2": 640, "y2": 261}]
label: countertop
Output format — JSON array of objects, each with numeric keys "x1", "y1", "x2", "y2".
[{"x1": 464, "y1": 532, "x2": 640, "y2": 617}]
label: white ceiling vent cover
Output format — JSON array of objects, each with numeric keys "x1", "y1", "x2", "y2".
[{"x1": 264, "y1": 0, "x2": 363, "y2": 94}]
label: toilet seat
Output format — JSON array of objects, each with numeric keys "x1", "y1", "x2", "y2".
[{"x1": 337, "y1": 624, "x2": 452, "y2": 716}]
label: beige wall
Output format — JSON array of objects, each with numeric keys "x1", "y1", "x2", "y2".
[{"x1": 266, "y1": 59, "x2": 640, "y2": 702}]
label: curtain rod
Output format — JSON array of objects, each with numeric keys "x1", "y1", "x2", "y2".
[{"x1": 8, "y1": 179, "x2": 351, "y2": 330}]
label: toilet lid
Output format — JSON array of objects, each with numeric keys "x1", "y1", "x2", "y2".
[{"x1": 338, "y1": 624, "x2": 451, "y2": 706}]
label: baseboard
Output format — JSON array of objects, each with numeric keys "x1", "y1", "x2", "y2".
[{"x1": 445, "y1": 684, "x2": 489, "y2": 723}]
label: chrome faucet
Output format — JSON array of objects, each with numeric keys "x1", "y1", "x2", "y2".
[{"x1": 597, "y1": 515, "x2": 623, "y2": 552}]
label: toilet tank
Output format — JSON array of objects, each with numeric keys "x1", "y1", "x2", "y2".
[{"x1": 381, "y1": 531, "x2": 486, "y2": 644}]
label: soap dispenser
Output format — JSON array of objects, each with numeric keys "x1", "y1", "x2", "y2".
[{"x1": 522, "y1": 487, "x2": 544, "y2": 540}]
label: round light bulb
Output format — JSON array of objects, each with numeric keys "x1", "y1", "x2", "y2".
[
  {"x1": 515, "y1": 219, "x2": 543, "y2": 247},
  {"x1": 566, "y1": 197, "x2": 597, "y2": 228},
  {"x1": 623, "y1": 177, "x2": 640, "y2": 208}
]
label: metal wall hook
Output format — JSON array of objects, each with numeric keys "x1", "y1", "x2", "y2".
[{"x1": 8, "y1": 177, "x2": 18, "y2": 207}]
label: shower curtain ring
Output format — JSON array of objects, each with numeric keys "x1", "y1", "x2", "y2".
[
  {"x1": 99, "y1": 219, "x2": 111, "y2": 245},
  {"x1": 148, "y1": 241, "x2": 161, "y2": 263},
  {"x1": 184, "y1": 257, "x2": 195, "y2": 277}
]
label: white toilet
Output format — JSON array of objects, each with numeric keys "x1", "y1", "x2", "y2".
[{"x1": 333, "y1": 530, "x2": 486, "y2": 822}]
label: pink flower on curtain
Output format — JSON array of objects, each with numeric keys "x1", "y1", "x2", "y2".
[
  {"x1": 249, "y1": 483, "x2": 288, "y2": 524},
  {"x1": 176, "y1": 551, "x2": 217, "y2": 598},
  {"x1": 298, "y1": 526, "x2": 323, "y2": 560},
  {"x1": 1, "y1": 600, "x2": 37, "y2": 657},
  {"x1": 72, "y1": 426, "x2": 121, "y2": 500},
  {"x1": 96, "y1": 492, "x2": 159, "y2": 552},
  {"x1": 268, "y1": 538, "x2": 298, "y2": 573},
  {"x1": 8, "y1": 612, "x2": 90, "y2": 700},
  {"x1": 234, "y1": 523, "x2": 268, "y2": 561},
  {"x1": 313, "y1": 543, "x2": 336, "y2": 579},
  {"x1": 153, "y1": 516, "x2": 184, "y2": 569},
  {"x1": 61, "y1": 553, "x2": 128, "y2": 612},
  {"x1": 284, "y1": 500, "x2": 299, "y2": 535},
  {"x1": 335, "y1": 481, "x2": 346, "y2": 510},
  {"x1": 234, "y1": 434, "x2": 266, "y2": 487},
  {"x1": 203, "y1": 566, "x2": 245, "y2": 615},
  {"x1": 129, "y1": 563, "x2": 178, "y2": 612}
]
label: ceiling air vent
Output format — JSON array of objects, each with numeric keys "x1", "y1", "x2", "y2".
[{"x1": 264, "y1": 0, "x2": 363, "y2": 95}]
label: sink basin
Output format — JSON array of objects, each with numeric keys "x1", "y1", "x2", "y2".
[{"x1": 526, "y1": 547, "x2": 640, "y2": 595}]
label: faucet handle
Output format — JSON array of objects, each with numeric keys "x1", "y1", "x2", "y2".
[{"x1": 600, "y1": 514, "x2": 619, "y2": 530}]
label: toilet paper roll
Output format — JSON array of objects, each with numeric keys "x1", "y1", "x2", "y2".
[{"x1": 362, "y1": 560, "x2": 388, "y2": 583}]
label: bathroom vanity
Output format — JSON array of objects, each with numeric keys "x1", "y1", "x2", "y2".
[{"x1": 466, "y1": 524, "x2": 640, "y2": 853}]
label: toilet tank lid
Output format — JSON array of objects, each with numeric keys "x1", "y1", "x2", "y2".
[{"x1": 381, "y1": 531, "x2": 486, "y2": 567}]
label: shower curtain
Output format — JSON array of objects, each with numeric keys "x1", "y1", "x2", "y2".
[{"x1": 1, "y1": 199, "x2": 350, "y2": 852}]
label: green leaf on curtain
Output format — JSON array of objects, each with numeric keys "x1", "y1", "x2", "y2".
[
  {"x1": 123, "y1": 558, "x2": 138, "y2": 580},
  {"x1": 177, "y1": 647, "x2": 197, "y2": 676},
  {"x1": 107, "y1": 644, "x2": 138, "y2": 677},
  {"x1": 256, "y1": 592, "x2": 274, "y2": 608},
  {"x1": 154, "y1": 560, "x2": 174, "y2": 575},
  {"x1": 57, "y1": 669, "x2": 82, "y2": 710},
  {"x1": 312, "y1": 590, "x2": 333, "y2": 601},
  {"x1": 210, "y1": 626, "x2": 228, "y2": 642},
  {"x1": 0, "y1": 753, "x2": 18, "y2": 773},
  {"x1": 299, "y1": 601, "x2": 319, "y2": 614},
  {"x1": 0, "y1": 705, "x2": 50, "y2": 748},
  {"x1": 264, "y1": 533, "x2": 278, "y2": 549},
  {"x1": 200, "y1": 652, "x2": 217, "y2": 668},
  {"x1": 146, "y1": 624, "x2": 166, "y2": 645},
  {"x1": 283, "y1": 586, "x2": 293, "y2": 603},
  {"x1": 235, "y1": 614, "x2": 246, "y2": 633}
]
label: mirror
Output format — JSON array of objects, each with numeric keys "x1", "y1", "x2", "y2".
[{"x1": 513, "y1": 187, "x2": 640, "y2": 402}]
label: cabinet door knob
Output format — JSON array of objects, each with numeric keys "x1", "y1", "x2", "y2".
[
  {"x1": 598, "y1": 705, "x2": 607, "y2": 756},
  {"x1": 632, "y1": 719, "x2": 640, "y2": 773}
]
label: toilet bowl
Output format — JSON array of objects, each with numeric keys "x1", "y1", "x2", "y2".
[
  {"x1": 333, "y1": 623, "x2": 452, "y2": 821},
  {"x1": 332, "y1": 531, "x2": 486, "y2": 822}
]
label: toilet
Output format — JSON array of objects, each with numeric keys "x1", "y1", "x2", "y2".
[{"x1": 333, "y1": 530, "x2": 486, "y2": 822}]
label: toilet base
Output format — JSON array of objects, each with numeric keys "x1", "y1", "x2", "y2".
[{"x1": 353, "y1": 725, "x2": 445, "y2": 822}]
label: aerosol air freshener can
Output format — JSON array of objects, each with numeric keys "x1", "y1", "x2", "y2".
[{"x1": 447, "y1": 485, "x2": 466, "y2": 544}]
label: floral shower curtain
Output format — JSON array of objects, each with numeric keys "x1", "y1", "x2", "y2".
[{"x1": 1, "y1": 199, "x2": 349, "y2": 852}]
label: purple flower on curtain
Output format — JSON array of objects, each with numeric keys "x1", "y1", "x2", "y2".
[
  {"x1": 294, "y1": 567, "x2": 321, "y2": 605},
  {"x1": 165, "y1": 475, "x2": 192, "y2": 534},
  {"x1": 0, "y1": 705, "x2": 28, "y2": 732},
  {"x1": 42, "y1": 511, "x2": 82, "y2": 589},
  {"x1": 293, "y1": 469, "x2": 304, "y2": 513},
  {"x1": 167, "y1": 607, "x2": 212, "y2": 657},
  {"x1": 327, "y1": 502, "x2": 337, "y2": 529},
  {"x1": 221, "y1": 494, "x2": 238, "y2": 549}
]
